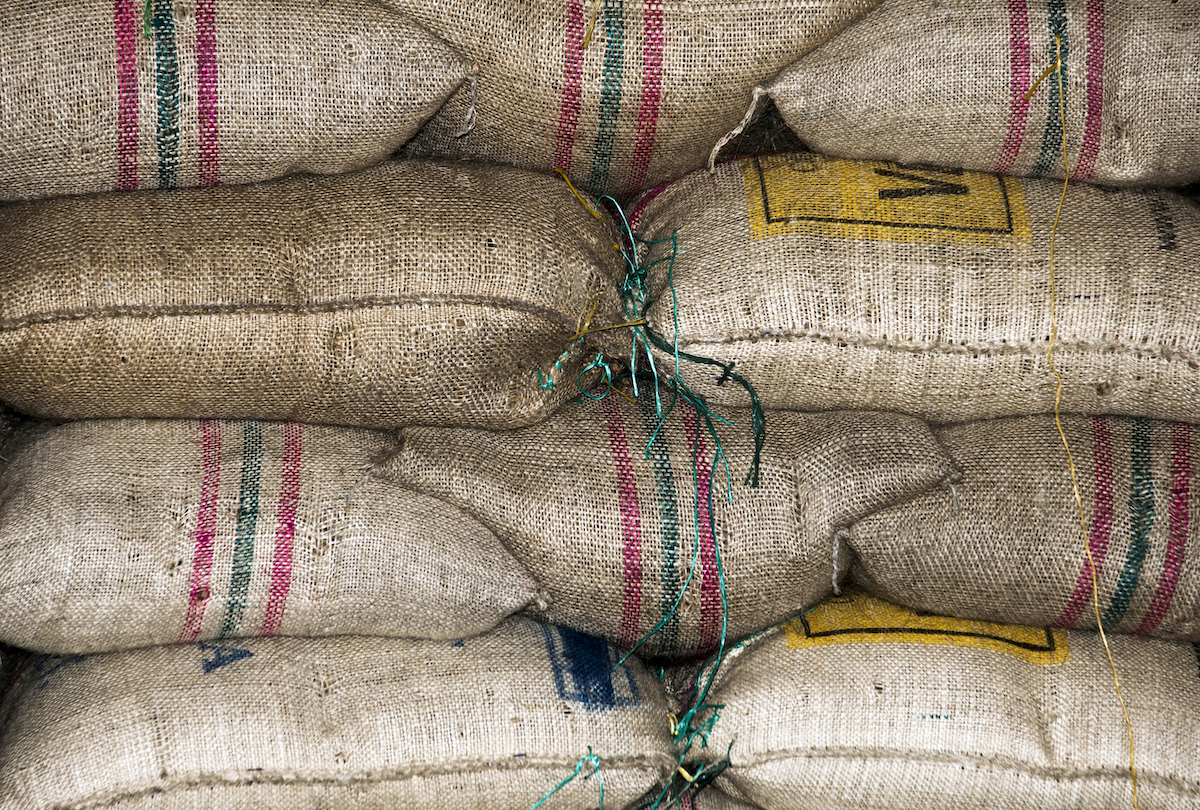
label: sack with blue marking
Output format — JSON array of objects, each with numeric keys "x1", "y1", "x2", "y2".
[{"x1": 0, "y1": 618, "x2": 674, "y2": 809}]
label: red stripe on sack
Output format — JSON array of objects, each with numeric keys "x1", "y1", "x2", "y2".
[
  {"x1": 260, "y1": 423, "x2": 302, "y2": 636},
  {"x1": 196, "y1": 0, "x2": 219, "y2": 186},
  {"x1": 1135, "y1": 423, "x2": 1190, "y2": 635},
  {"x1": 994, "y1": 0, "x2": 1033, "y2": 174},
  {"x1": 625, "y1": 0, "x2": 664, "y2": 195},
  {"x1": 115, "y1": 0, "x2": 140, "y2": 190},
  {"x1": 603, "y1": 396, "x2": 645, "y2": 648},
  {"x1": 553, "y1": 0, "x2": 587, "y2": 173},
  {"x1": 1057, "y1": 416, "x2": 1115, "y2": 627},
  {"x1": 178, "y1": 420, "x2": 222, "y2": 643},
  {"x1": 682, "y1": 408, "x2": 720, "y2": 651},
  {"x1": 1073, "y1": 0, "x2": 1105, "y2": 179}
]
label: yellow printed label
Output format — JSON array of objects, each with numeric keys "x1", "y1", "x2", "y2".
[
  {"x1": 784, "y1": 591, "x2": 1068, "y2": 666},
  {"x1": 741, "y1": 153, "x2": 1031, "y2": 245}
]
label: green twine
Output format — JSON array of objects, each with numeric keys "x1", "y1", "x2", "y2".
[
  {"x1": 530, "y1": 748, "x2": 604, "y2": 810},
  {"x1": 143, "y1": 0, "x2": 153, "y2": 37}
]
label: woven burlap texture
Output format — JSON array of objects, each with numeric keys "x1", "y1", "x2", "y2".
[
  {"x1": 0, "y1": 618, "x2": 675, "y2": 809},
  {"x1": 0, "y1": 159, "x2": 625, "y2": 427},
  {"x1": 693, "y1": 590, "x2": 1200, "y2": 809},
  {"x1": 0, "y1": 418, "x2": 542, "y2": 654},
  {"x1": 766, "y1": 0, "x2": 1200, "y2": 187},
  {"x1": 0, "y1": 0, "x2": 472, "y2": 201},
  {"x1": 633, "y1": 152, "x2": 1200, "y2": 424},
  {"x1": 381, "y1": 388, "x2": 956, "y2": 659},
  {"x1": 849, "y1": 414, "x2": 1200, "y2": 642},
  {"x1": 383, "y1": 0, "x2": 880, "y2": 196}
]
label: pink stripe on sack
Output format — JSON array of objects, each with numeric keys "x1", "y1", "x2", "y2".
[
  {"x1": 178, "y1": 420, "x2": 222, "y2": 643},
  {"x1": 682, "y1": 408, "x2": 720, "y2": 651},
  {"x1": 603, "y1": 397, "x2": 645, "y2": 648},
  {"x1": 1057, "y1": 417, "x2": 1115, "y2": 627},
  {"x1": 553, "y1": 1, "x2": 587, "y2": 173},
  {"x1": 625, "y1": 1, "x2": 664, "y2": 195},
  {"x1": 196, "y1": 0, "x2": 219, "y2": 186},
  {"x1": 114, "y1": 0, "x2": 139, "y2": 190},
  {"x1": 1073, "y1": 0, "x2": 1105, "y2": 179},
  {"x1": 260, "y1": 423, "x2": 302, "y2": 636},
  {"x1": 994, "y1": 0, "x2": 1033, "y2": 174},
  {"x1": 1135, "y1": 423, "x2": 1190, "y2": 635}
]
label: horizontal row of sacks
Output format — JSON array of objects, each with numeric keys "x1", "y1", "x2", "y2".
[
  {"x1": 1, "y1": 389, "x2": 1196, "y2": 658},
  {"x1": 1, "y1": 596, "x2": 1197, "y2": 808},
  {"x1": 4, "y1": 0, "x2": 1198, "y2": 201},
  {"x1": 2, "y1": 153, "x2": 1198, "y2": 427}
]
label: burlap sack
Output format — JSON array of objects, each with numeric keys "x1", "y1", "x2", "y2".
[
  {"x1": 690, "y1": 590, "x2": 1200, "y2": 809},
  {"x1": 763, "y1": 0, "x2": 1200, "y2": 187},
  {"x1": 0, "y1": 618, "x2": 674, "y2": 809},
  {"x1": 848, "y1": 414, "x2": 1200, "y2": 642},
  {"x1": 0, "y1": 159, "x2": 624, "y2": 427},
  {"x1": 381, "y1": 386, "x2": 956, "y2": 659},
  {"x1": 631, "y1": 152, "x2": 1200, "y2": 424},
  {"x1": 0, "y1": 418, "x2": 542, "y2": 654},
  {"x1": 0, "y1": 0, "x2": 470, "y2": 201},
  {"x1": 384, "y1": 0, "x2": 880, "y2": 196}
]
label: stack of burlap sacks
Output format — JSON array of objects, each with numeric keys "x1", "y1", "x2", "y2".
[{"x1": 0, "y1": 0, "x2": 1198, "y2": 808}]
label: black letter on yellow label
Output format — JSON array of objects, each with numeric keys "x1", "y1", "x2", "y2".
[{"x1": 874, "y1": 168, "x2": 969, "y2": 200}]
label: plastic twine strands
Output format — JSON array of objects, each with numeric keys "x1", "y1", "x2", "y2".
[
  {"x1": 529, "y1": 747, "x2": 604, "y2": 810},
  {"x1": 1032, "y1": 34, "x2": 1139, "y2": 809}
]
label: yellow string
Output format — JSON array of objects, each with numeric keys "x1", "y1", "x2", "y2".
[
  {"x1": 582, "y1": 0, "x2": 601, "y2": 49},
  {"x1": 554, "y1": 168, "x2": 603, "y2": 221},
  {"x1": 1042, "y1": 34, "x2": 1139, "y2": 810}
]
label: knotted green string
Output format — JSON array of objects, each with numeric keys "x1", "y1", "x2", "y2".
[{"x1": 530, "y1": 748, "x2": 604, "y2": 810}]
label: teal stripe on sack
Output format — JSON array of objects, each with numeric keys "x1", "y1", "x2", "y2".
[
  {"x1": 1103, "y1": 418, "x2": 1154, "y2": 629},
  {"x1": 588, "y1": 0, "x2": 625, "y2": 191},
  {"x1": 640, "y1": 398, "x2": 681, "y2": 654},
  {"x1": 152, "y1": 0, "x2": 179, "y2": 189},
  {"x1": 220, "y1": 421, "x2": 263, "y2": 638},
  {"x1": 1029, "y1": 0, "x2": 1069, "y2": 177}
]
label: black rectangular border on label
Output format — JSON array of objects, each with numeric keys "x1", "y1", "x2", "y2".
[
  {"x1": 755, "y1": 156, "x2": 1017, "y2": 236},
  {"x1": 795, "y1": 615, "x2": 1059, "y2": 654}
]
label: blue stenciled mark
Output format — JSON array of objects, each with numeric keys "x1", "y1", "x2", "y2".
[
  {"x1": 541, "y1": 625, "x2": 640, "y2": 711},
  {"x1": 199, "y1": 643, "x2": 254, "y2": 674}
]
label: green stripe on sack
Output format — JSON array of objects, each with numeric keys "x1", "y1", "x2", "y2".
[
  {"x1": 640, "y1": 398, "x2": 682, "y2": 654},
  {"x1": 588, "y1": 0, "x2": 625, "y2": 191},
  {"x1": 1029, "y1": 0, "x2": 1069, "y2": 178},
  {"x1": 151, "y1": 0, "x2": 180, "y2": 189},
  {"x1": 219, "y1": 421, "x2": 263, "y2": 638},
  {"x1": 1103, "y1": 418, "x2": 1154, "y2": 629}
]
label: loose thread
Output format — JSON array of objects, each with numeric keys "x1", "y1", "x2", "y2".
[
  {"x1": 530, "y1": 748, "x2": 604, "y2": 810},
  {"x1": 1040, "y1": 34, "x2": 1139, "y2": 810},
  {"x1": 708, "y1": 87, "x2": 766, "y2": 173},
  {"x1": 832, "y1": 529, "x2": 850, "y2": 596},
  {"x1": 582, "y1": 0, "x2": 601, "y2": 49},
  {"x1": 453, "y1": 73, "x2": 479, "y2": 138}
]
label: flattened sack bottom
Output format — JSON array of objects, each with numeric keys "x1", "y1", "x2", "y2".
[
  {"x1": 632, "y1": 153, "x2": 1200, "y2": 425},
  {"x1": 686, "y1": 591, "x2": 1200, "y2": 810},
  {"x1": 0, "y1": 159, "x2": 625, "y2": 428},
  {"x1": 0, "y1": 619, "x2": 675, "y2": 809}
]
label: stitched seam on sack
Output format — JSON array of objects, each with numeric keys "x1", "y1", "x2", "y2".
[
  {"x1": 63, "y1": 755, "x2": 674, "y2": 810},
  {"x1": 0, "y1": 295, "x2": 583, "y2": 333},
  {"x1": 733, "y1": 747, "x2": 1200, "y2": 796}
]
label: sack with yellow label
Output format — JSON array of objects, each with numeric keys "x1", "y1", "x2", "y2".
[
  {"x1": 0, "y1": 0, "x2": 471, "y2": 201},
  {"x1": 761, "y1": 0, "x2": 1200, "y2": 188},
  {"x1": 0, "y1": 618, "x2": 675, "y2": 809},
  {"x1": 848, "y1": 413, "x2": 1200, "y2": 642},
  {"x1": 685, "y1": 590, "x2": 1200, "y2": 810},
  {"x1": 381, "y1": 385, "x2": 955, "y2": 659},
  {"x1": 629, "y1": 152, "x2": 1200, "y2": 424},
  {"x1": 384, "y1": 0, "x2": 880, "y2": 195},
  {"x1": 0, "y1": 159, "x2": 624, "y2": 428}
]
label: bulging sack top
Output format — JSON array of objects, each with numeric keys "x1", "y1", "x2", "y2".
[
  {"x1": 0, "y1": 0, "x2": 471, "y2": 200},
  {"x1": 631, "y1": 152, "x2": 1200, "y2": 424},
  {"x1": 0, "y1": 418, "x2": 542, "y2": 654},
  {"x1": 0, "y1": 618, "x2": 675, "y2": 810},
  {"x1": 386, "y1": 0, "x2": 881, "y2": 195},
  {"x1": 0, "y1": 159, "x2": 626, "y2": 428},
  {"x1": 383, "y1": 384, "x2": 956, "y2": 659},
  {"x1": 765, "y1": 0, "x2": 1200, "y2": 187},
  {"x1": 690, "y1": 590, "x2": 1200, "y2": 810}
]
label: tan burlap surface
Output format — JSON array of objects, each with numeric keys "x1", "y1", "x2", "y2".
[
  {"x1": 766, "y1": 0, "x2": 1200, "y2": 187},
  {"x1": 690, "y1": 590, "x2": 1200, "y2": 809},
  {"x1": 380, "y1": 386, "x2": 955, "y2": 659},
  {"x1": 0, "y1": 0, "x2": 470, "y2": 201},
  {"x1": 849, "y1": 414, "x2": 1200, "y2": 642},
  {"x1": 0, "y1": 618, "x2": 674, "y2": 809},
  {"x1": 632, "y1": 152, "x2": 1200, "y2": 424},
  {"x1": 0, "y1": 159, "x2": 624, "y2": 427},
  {"x1": 0, "y1": 418, "x2": 541, "y2": 654},
  {"x1": 383, "y1": 0, "x2": 880, "y2": 195}
]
